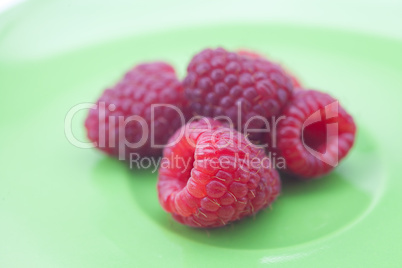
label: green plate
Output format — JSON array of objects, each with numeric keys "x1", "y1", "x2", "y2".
[{"x1": 1, "y1": 1, "x2": 402, "y2": 267}]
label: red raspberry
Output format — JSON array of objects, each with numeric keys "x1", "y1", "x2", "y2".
[
  {"x1": 157, "y1": 118, "x2": 281, "y2": 228},
  {"x1": 85, "y1": 62, "x2": 187, "y2": 159},
  {"x1": 183, "y1": 48, "x2": 294, "y2": 137},
  {"x1": 237, "y1": 49, "x2": 302, "y2": 88},
  {"x1": 270, "y1": 90, "x2": 356, "y2": 179}
]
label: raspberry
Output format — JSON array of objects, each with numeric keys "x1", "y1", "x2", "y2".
[
  {"x1": 157, "y1": 118, "x2": 281, "y2": 228},
  {"x1": 183, "y1": 47, "x2": 294, "y2": 137},
  {"x1": 237, "y1": 49, "x2": 302, "y2": 88},
  {"x1": 269, "y1": 90, "x2": 356, "y2": 179},
  {"x1": 85, "y1": 62, "x2": 187, "y2": 159}
]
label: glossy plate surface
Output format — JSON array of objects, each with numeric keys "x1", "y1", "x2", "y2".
[{"x1": 1, "y1": 1, "x2": 401, "y2": 267}]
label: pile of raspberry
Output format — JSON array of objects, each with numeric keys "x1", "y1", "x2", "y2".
[{"x1": 85, "y1": 48, "x2": 356, "y2": 228}]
